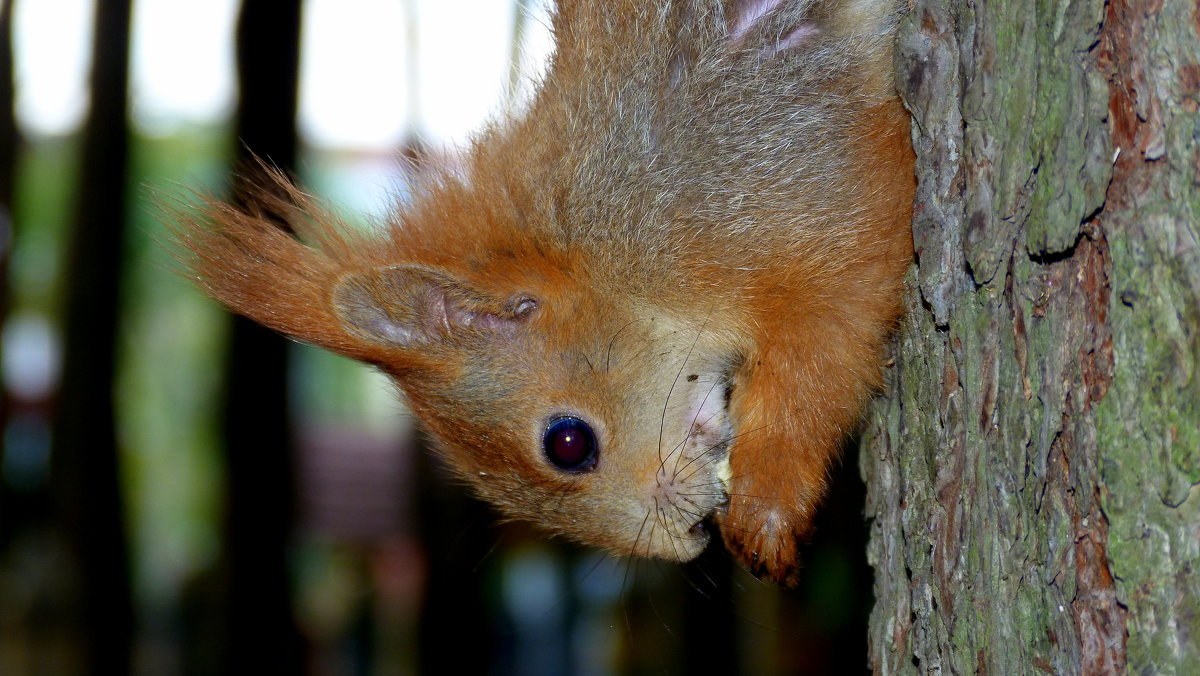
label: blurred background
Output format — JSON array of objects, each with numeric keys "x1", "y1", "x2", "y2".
[{"x1": 0, "y1": 0, "x2": 874, "y2": 673}]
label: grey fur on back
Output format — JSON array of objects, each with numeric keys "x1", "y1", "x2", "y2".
[{"x1": 464, "y1": 0, "x2": 904, "y2": 274}]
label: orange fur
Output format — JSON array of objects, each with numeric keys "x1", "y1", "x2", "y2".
[
  {"x1": 173, "y1": 0, "x2": 914, "y2": 585},
  {"x1": 716, "y1": 98, "x2": 914, "y2": 583}
]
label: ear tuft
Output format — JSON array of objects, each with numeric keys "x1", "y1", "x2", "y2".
[{"x1": 332, "y1": 266, "x2": 537, "y2": 348}]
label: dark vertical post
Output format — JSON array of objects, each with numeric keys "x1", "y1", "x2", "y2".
[
  {"x1": 215, "y1": 0, "x2": 306, "y2": 672},
  {"x1": 49, "y1": 0, "x2": 134, "y2": 672},
  {"x1": 679, "y1": 544, "x2": 739, "y2": 674},
  {"x1": 0, "y1": 0, "x2": 19, "y2": 553},
  {"x1": 414, "y1": 443, "x2": 497, "y2": 674}
]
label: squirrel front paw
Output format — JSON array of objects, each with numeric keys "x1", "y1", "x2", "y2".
[{"x1": 715, "y1": 501, "x2": 813, "y2": 587}]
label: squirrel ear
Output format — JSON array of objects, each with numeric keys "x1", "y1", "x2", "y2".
[{"x1": 331, "y1": 266, "x2": 538, "y2": 348}]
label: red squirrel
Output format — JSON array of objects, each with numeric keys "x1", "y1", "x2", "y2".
[{"x1": 176, "y1": 0, "x2": 914, "y2": 585}]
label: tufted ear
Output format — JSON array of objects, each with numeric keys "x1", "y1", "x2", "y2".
[{"x1": 331, "y1": 266, "x2": 538, "y2": 348}]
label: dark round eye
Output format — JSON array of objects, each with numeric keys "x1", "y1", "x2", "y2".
[{"x1": 543, "y1": 416, "x2": 598, "y2": 472}]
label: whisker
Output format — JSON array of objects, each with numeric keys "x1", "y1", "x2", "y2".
[
  {"x1": 672, "y1": 441, "x2": 731, "y2": 480},
  {"x1": 658, "y1": 507, "x2": 683, "y2": 559},
  {"x1": 657, "y1": 312, "x2": 712, "y2": 471},
  {"x1": 471, "y1": 537, "x2": 504, "y2": 574},
  {"x1": 670, "y1": 500, "x2": 707, "y2": 520},
  {"x1": 720, "y1": 491, "x2": 780, "y2": 502},
  {"x1": 671, "y1": 371, "x2": 733, "y2": 476},
  {"x1": 620, "y1": 334, "x2": 668, "y2": 373},
  {"x1": 684, "y1": 479, "x2": 732, "y2": 489},
  {"x1": 553, "y1": 477, "x2": 580, "y2": 513},
  {"x1": 668, "y1": 371, "x2": 734, "y2": 452},
  {"x1": 685, "y1": 559, "x2": 721, "y2": 600},
  {"x1": 713, "y1": 514, "x2": 786, "y2": 539},
  {"x1": 677, "y1": 417, "x2": 794, "y2": 483},
  {"x1": 604, "y1": 318, "x2": 639, "y2": 373},
  {"x1": 676, "y1": 491, "x2": 731, "y2": 499},
  {"x1": 619, "y1": 555, "x2": 636, "y2": 638},
  {"x1": 571, "y1": 551, "x2": 615, "y2": 590}
]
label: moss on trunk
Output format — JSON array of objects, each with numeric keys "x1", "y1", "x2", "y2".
[{"x1": 862, "y1": 0, "x2": 1200, "y2": 672}]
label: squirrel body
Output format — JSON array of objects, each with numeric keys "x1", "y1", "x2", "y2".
[{"x1": 179, "y1": 0, "x2": 914, "y2": 585}]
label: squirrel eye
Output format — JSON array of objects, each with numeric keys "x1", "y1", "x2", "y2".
[{"x1": 543, "y1": 417, "x2": 598, "y2": 472}]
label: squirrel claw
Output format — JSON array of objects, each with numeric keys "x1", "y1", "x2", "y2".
[{"x1": 716, "y1": 507, "x2": 807, "y2": 587}]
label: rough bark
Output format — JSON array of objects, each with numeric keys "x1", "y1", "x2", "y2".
[{"x1": 862, "y1": 0, "x2": 1199, "y2": 673}]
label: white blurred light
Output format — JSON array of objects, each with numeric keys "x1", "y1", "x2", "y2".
[
  {"x1": 413, "y1": 0, "x2": 517, "y2": 148},
  {"x1": 510, "y1": 0, "x2": 555, "y2": 108},
  {"x1": 14, "y1": 0, "x2": 95, "y2": 136},
  {"x1": 131, "y1": 0, "x2": 238, "y2": 135},
  {"x1": 298, "y1": 0, "x2": 553, "y2": 152},
  {"x1": 3, "y1": 313, "x2": 61, "y2": 401},
  {"x1": 14, "y1": 0, "x2": 554, "y2": 149},
  {"x1": 299, "y1": 0, "x2": 411, "y2": 150}
]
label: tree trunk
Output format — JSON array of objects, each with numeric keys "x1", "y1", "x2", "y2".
[{"x1": 862, "y1": 0, "x2": 1199, "y2": 673}]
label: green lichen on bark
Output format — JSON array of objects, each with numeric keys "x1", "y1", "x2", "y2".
[
  {"x1": 863, "y1": 0, "x2": 1199, "y2": 673},
  {"x1": 1094, "y1": 1, "x2": 1200, "y2": 671}
]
